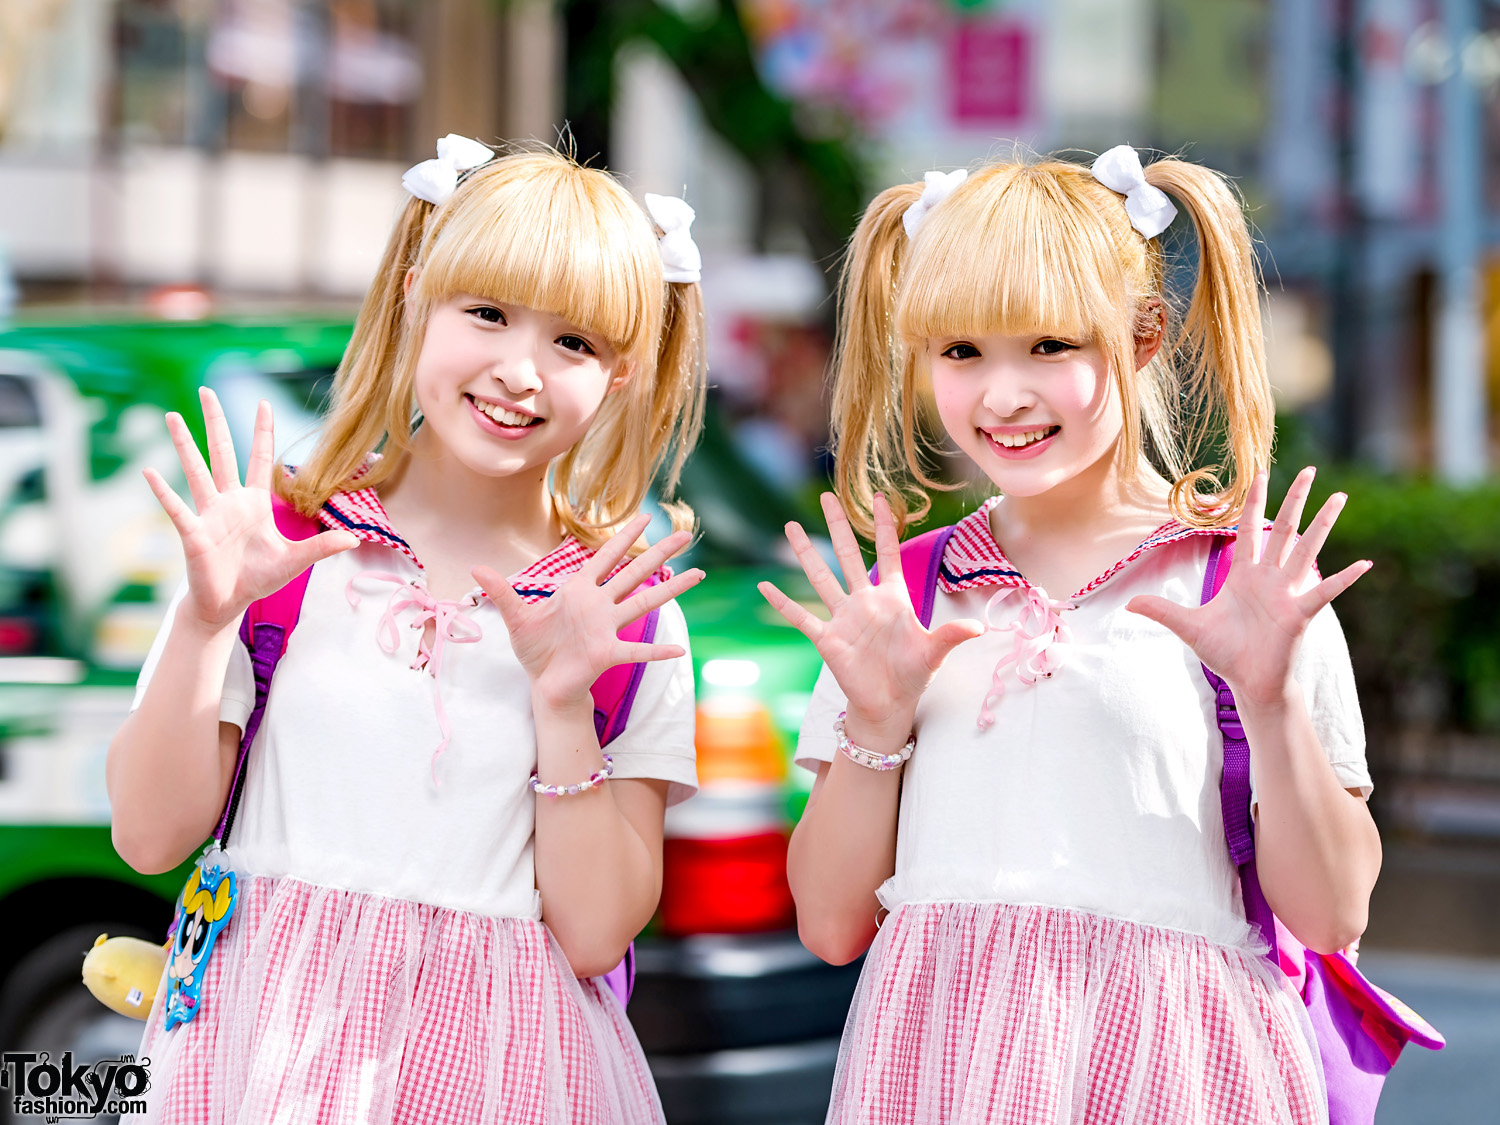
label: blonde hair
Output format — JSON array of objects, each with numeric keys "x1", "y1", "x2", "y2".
[
  {"x1": 285, "y1": 146, "x2": 706, "y2": 546},
  {"x1": 831, "y1": 152, "x2": 1273, "y2": 538}
]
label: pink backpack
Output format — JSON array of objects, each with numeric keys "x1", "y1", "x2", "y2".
[
  {"x1": 211, "y1": 495, "x2": 654, "y2": 1006},
  {"x1": 891, "y1": 525, "x2": 1444, "y2": 1125}
]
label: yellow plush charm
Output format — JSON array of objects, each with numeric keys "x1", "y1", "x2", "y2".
[{"x1": 81, "y1": 934, "x2": 170, "y2": 1020}]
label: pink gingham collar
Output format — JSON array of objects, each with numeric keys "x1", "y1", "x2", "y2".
[
  {"x1": 938, "y1": 495, "x2": 1238, "y2": 602},
  {"x1": 317, "y1": 485, "x2": 666, "y2": 603}
]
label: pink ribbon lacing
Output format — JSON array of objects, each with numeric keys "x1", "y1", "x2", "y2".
[
  {"x1": 976, "y1": 585, "x2": 1074, "y2": 729},
  {"x1": 347, "y1": 571, "x2": 483, "y2": 784}
]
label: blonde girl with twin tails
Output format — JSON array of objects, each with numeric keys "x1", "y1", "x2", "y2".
[
  {"x1": 108, "y1": 141, "x2": 706, "y2": 1124},
  {"x1": 762, "y1": 148, "x2": 1379, "y2": 1122}
]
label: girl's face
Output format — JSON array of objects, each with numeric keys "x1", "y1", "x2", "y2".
[
  {"x1": 410, "y1": 293, "x2": 628, "y2": 480},
  {"x1": 927, "y1": 331, "x2": 1123, "y2": 498}
]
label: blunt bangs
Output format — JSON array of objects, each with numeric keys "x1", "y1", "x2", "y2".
[
  {"x1": 896, "y1": 164, "x2": 1133, "y2": 346},
  {"x1": 414, "y1": 155, "x2": 663, "y2": 362}
]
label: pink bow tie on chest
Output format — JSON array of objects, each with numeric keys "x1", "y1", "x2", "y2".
[
  {"x1": 977, "y1": 585, "x2": 1074, "y2": 730},
  {"x1": 347, "y1": 571, "x2": 484, "y2": 783}
]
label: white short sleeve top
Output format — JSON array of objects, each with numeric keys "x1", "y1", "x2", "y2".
[
  {"x1": 133, "y1": 486, "x2": 697, "y2": 921},
  {"x1": 797, "y1": 500, "x2": 1370, "y2": 950}
]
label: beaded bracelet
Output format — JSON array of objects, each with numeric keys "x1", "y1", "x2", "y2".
[
  {"x1": 834, "y1": 713, "x2": 915, "y2": 771},
  {"x1": 530, "y1": 754, "x2": 614, "y2": 797}
]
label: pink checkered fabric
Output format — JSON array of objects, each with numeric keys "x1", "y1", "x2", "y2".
[
  {"x1": 829, "y1": 902, "x2": 1324, "y2": 1125},
  {"x1": 940, "y1": 497, "x2": 1247, "y2": 600},
  {"x1": 319, "y1": 486, "x2": 669, "y2": 604},
  {"x1": 125, "y1": 875, "x2": 664, "y2": 1125}
]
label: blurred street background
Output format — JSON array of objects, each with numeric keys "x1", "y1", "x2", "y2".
[{"x1": 1, "y1": 1, "x2": 1499, "y2": 1122}]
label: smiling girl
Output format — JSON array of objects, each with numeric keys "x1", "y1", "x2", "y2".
[
  {"x1": 107, "y1": 141, "x2": 706, "y2": 1124},
  {"x1": 761, "y1": 149, "x2": 1380, "y2": 1123}
]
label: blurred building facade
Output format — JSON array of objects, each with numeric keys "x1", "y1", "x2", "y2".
[
  {"x1": 4, "y1": 0, "x2": 1499, "y2": 478},
  {"x1": 0, "y1": 0, "x2": 560, "y2": 301}
]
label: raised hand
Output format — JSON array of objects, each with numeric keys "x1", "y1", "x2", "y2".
[
  {"x1": 758, "y1": 493, "x2": 983, "y2": 731},
  {"x1": 472, "y1": 514, "x2": 704, "y2": 710},
  {"x1": 143, "y1": 388, "x2": 358, "y2": 633},
  {"x1": 1127, "y1": 467, "x2": 1370, "y2": 707}
]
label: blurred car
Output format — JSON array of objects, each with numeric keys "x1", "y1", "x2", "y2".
[{"x1": 0, "y1": 311, "x2": 857, "y2": 1124}]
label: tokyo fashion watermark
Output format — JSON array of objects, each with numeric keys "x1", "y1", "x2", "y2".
[{"x1": 1, "y1": 1052, "x2": 149, "y2": 1121}]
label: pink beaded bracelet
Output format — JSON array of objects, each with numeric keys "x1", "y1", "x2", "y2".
[
  {"x1": 834, "y1": 713, "x2": 915, "y2": 771},
  {"x1": 529, "y1": 754, "x2": 614, "y2": 797}
]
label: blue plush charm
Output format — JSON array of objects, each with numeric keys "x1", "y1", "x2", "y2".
[{"x1": 163, "y1": 848, "x2": 237, "y2": 1030}]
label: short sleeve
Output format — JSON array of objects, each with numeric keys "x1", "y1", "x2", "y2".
[
  {"x1": 795, "y1": 663, "x2": 849, "y2": 773},
  {"x1": 131, "y1": 582, "x2": 257, "y2": 732},
  {"x1": 603, "y1": 599, "x2": 698, "y2": 806},
  {"x1": 1251, "y1": 601, "x2": 1371, "y2": 805}
]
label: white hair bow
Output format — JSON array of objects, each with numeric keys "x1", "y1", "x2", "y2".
[
  {"x1": 644, "y1": 193, "x2": 702, "y2": 284},
  {"x1": 1090, "y1": 145, "x2": 1177, "y2": 239},
  {"x1": 401, "y1": 134, "x2": 496, "y2": 206},
  {"x1": 903, "y1": 169, "x2": 968, "y2": 239}
]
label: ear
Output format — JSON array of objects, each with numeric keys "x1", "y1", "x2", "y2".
[
  {"x1": 403, "y1": 267, "x2": 418, "y2": 300},
  {"x1": 605, "y1": 359, "x2": 636, "y2": 395},
  {"x1": 1133, "y1": 299, "x2": 1165, "y2": 371}
]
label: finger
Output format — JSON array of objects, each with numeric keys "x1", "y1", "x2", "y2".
[
  {"x1": 142, "y1": 467, "x2": 198, "y2": 539},
  {"x1": 1235, "y1": 471, "x2": 1269, "y2": 568},
  {"x1": 286, "y1": 530, "x2": 359, "y2": 573},
  {"x1": 1265, "y1": 466, "x2": 1315, "y2": 567},
  {"x1": 1297, "y1": 559, "x2": 1371, "y2": 616},
  {"x1": 616, "y1": 568, "x2": 704, "y2": 623},
  {"x1": 820, "y1": 492, "x2": 870, "y2": 591},
  {"x1": 244, "y1": 400, "x2": 276, "y2": 492},
  {"x1": 758, "y1": 580, "x2": 826, "y2": 645},
  {"x1": 614, "y1": 640, "x2": 688, "y2": 664},
  {"x1": 585, "y1": 514, "x2": 652, "y2": 583},
  {"x1": 870, "y1": 494, "x2": 907, "y2": 596},
  {"x1": 606, "y1": 528, "x2": 691, "y2": 597},
  {"x1": 786, "y1": 520, "x2": 847, "y2": 613},
  {"x1": 1285, "y1": 490, "x2": 1345, "y2": 585},
  {"x1": 1125, "y1": 594, "x2": 1199, "y2": 644},
  {"x1": 199, "y1": 387, "x2": 242, "y2": 493},
  {"x1": 925, "y1": 618, "x2": 985, "y2": 669},
  {"x1": 472, "y1": 564, "x2": 529, "y2": 629},
  {"x1": 165, "y1": 410, "x2": 217, "y2": 513}
]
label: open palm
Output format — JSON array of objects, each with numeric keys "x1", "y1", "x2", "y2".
[
  {"x1": 1127, "y1": 467, "x2": 1370, "y2": 707},
  {"x1": 758, "y1": 493, "x2": 983, "y2": 727},
  {"x1": 143, "y1": 388, "x2": 357, "y2": 633},
  {"x1": 472, "y1": 514, "x2": 704, "y2": 710}
]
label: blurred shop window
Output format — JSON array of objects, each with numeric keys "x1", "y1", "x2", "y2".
[
  {"x1": 326, "y1": 0, "x2": 421, "y2": 159},
  {"x1": 114, "y1": 0, "x2": 193, "y2": 147},
  {"x1": 209, "y1": 0, "x2": 310, "y2": 152}
]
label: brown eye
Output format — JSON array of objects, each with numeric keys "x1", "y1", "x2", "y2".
[
  {"x1": 1033, "y1": 339, "x2": 1076, "y2": 356},
  {"x1": 468, "y1": 306, "x2": 505, "y2": 324},
  {"x1": 557, "y1": 334, "x2": 596, "y2": 355},
  {"x1": 941, "y1": 343, "x2": 981, "y2": 360}
]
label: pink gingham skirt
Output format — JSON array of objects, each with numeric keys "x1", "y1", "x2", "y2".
[
  {"x1": 828, "y1": 902, "x2": 1326, "y2": 1125},
  {"x1": 124, "y1": 874, "x2": 664, "y2": 1125}
]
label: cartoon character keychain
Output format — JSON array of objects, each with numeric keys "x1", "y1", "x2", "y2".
[{"x1": 162, "y1": 846, "x2": 237, "y2": 1030}]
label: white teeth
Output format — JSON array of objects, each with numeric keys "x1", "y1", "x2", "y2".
[
  {"x1": 475, "y1": 399, "x2": 536, "y2": 426},
  {"x1": 994, "y1": 428, "x2": 1054, "y2": 448}
]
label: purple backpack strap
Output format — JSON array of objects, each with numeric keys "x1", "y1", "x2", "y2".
[
  {"x1": 1202, "y1": 532, "x2": 1443, "y2": 1124},
  {"x1": 867, "y1": 525, "x2": 957, "y2": 628},
  {"x1": 218, "y1": 495, "x2": 322, "y2": 845},
  {"x1": 589, "y1": 574, "x2": 661, "y2": 1010},
  {"x1": 1199, "y1": 535, "x2": 1280, "y2": 960}
]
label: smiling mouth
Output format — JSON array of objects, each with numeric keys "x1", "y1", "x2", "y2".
[
  {"x1": 468, "y1": 394, "x2": 542, "y2": 427},
  {"x1": 989, "y1": 425, "x2": 1059, "y2": 449}
]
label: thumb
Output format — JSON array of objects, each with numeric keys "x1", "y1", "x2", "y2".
[
  {"x1": 1125, "y1": 594, "x2": 1198, "y2": 643},
  {"x1": 472, "y1": 564, "x2": 526, "y2": 629},
  {"x1": 926, "y1": 617, "x2": 985, "y2": 667},
  {"x1": 289, "y1": 530, "x2": 359, "y2": 572}
]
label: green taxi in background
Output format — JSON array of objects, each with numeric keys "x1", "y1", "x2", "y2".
[{"x1": 0, "y1": 310, "x2": 855, "y2": 1124}]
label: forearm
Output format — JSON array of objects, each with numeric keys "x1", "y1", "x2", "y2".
[
  {"x1": 530, "y1": 694, "x2": 663, "y2": 977},
  {"x1": 106, "y1": 614, "x2": 238, "y2": 873},
  {"x1": 786, "y1": 710, "x2": 907, "y2": 964},
  {"x1": 1239, "y1": 685, "x2": 1381, "y2": 953}
]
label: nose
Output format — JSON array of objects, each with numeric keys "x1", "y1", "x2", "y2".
[
  {"x1": 491, "y1": 351, "x2": 543, "y2": 397},
  {"x1": 981, "y1": 362, "x2": 1037, "y2": 421}
]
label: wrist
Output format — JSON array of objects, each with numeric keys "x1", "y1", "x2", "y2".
[
  {"x1": 176, "y1": 603, "x2": 242, "y2": 642},
  {"x1": 842, "y1": 706, "x2": 917, "y2": 754},
  {"x1": 531, "y1": 681, "x2": 596, "y2": 722}
]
